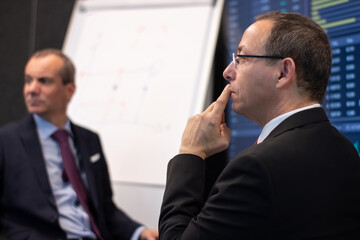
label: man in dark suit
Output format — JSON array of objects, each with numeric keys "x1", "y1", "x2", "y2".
[
  {"x1": 0, "y1": 48, "x2": 158, "y2": 240},
  {"x1": 159, "y1": 11, "x2": 360, "y2": 239}
]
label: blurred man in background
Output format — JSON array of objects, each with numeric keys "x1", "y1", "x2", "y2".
[{"x1": 0, "y1": 48, "x2": 158, "y2": 240}]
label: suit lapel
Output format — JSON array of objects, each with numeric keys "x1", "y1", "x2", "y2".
[
  {"x1": 19, "y1": 115, "x2": 57, "y2": 208},
  {"x1": 71, "y1": 123, "x2": 100, "y2": 210},
  {"x1": 265, "y1": 107, "x2": 329, "y2": 141}
]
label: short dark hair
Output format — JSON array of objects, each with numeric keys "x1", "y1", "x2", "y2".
[
  {"x1": 256, "y1": 11, "x2": 332, "y2": 103},
  {"x1": 30, "y1": 48, "x2": 75, "y2": 85}
]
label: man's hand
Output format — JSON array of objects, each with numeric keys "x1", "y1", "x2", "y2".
[
  {"x1": 179, "y1": 85, "x2": 232, "y2": 159},
  {"x1": 140, "y1": 228, "x2": 158, "y2": 240}
]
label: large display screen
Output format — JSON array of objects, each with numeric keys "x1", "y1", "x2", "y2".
[{"x1": 225, "y1": 0, "x2": 360, "y2": 159}]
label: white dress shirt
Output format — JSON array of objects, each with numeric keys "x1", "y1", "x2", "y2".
[{"x1": 257, "y1": 104, "x2": 321, "y2": 144}]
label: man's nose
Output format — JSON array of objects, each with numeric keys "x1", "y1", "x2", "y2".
[
  {"x1": 223, "y1": 62, "x2": 235, "y2": 82},
  {"x1": 26, "y1": 80, "x2": 41, "y2": 93}
]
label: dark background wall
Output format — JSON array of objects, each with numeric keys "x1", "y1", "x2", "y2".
[{"x1": 0, "y1": 0, "x2": 75, "y2": 126}]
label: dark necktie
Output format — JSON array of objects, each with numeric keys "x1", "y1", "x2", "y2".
[{"x1": 52, "y1": 129, "x2": 103, "y2": 240}]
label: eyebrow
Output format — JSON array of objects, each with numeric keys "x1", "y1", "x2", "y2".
[
  {"x1": 24, "y1": 75, "x2": 53, "y2": 81},
  {"x1": 38, "y1": 77, "x2": 53, "y2": 81},
  {"x1": 237, "y1": 46, "x2": 244, "y2": 54}
]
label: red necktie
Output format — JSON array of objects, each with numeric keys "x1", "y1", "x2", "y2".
[{"x1": 52, "y1": 129, "x2": 103, "y2": 240}]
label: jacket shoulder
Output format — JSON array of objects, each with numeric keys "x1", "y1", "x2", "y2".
[
  {"x1": 0, "y1": 116, "x2": 32, "y2": 136},
  {"x1": 70, "y1": 122, "x2": 101, "y2": 141}
]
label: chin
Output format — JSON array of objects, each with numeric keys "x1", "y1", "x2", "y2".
[
  {"x1": 231, "y1": 102, "x2": 240, "y2": 113},
  {"x1": 27, "y1": 107, "x2": 44, "y2": 115}
]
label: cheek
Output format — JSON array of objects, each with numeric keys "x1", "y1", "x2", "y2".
[
  {"x1": 55, "y1": 91, "x2": 70, "y2": 106},
  {"x1": 23, "y1": 86, "x2": 29, "y2": 96},
  {"x1": 233, "y1": 71, "x2": 252, "y2": 96},
  {"x1": 235, "y1": 71, "x2": 267, "y2": 100}
]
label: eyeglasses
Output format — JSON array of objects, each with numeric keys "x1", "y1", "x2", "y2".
[{"x1": 233, "y1": 52, "x2": 284, "y2": 67}]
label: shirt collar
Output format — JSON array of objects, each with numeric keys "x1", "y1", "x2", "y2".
[
  {"x1": 33, "y1": 114, "x2": 73, "y2": 140},
  {"x1": 257, "y1": 104, "x2": 321, "y2": 144}
]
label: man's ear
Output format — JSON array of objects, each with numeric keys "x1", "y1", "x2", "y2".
[
  {"x1": 66, "y1": 83, "x2": 76, "y2": 102},
  {"x1": 276, "y1": 57, "x2": 296, "y2": 88}
]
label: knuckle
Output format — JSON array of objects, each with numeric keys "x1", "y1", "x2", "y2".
[{"x1": 216, "y1": 98, "x2": 226, "y2": 105}]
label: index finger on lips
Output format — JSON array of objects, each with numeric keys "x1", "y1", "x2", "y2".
[{"x1": 212, "y1": 84, "x2": 231, "y2": 117}]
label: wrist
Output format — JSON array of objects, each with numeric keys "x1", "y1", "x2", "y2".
[{"x1": 179, "y1": 146, "x2": 206, "y2": 160}]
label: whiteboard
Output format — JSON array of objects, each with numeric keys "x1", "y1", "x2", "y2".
[{"x1": 63, "y1": 0, "x2": 223, "y2": 185}]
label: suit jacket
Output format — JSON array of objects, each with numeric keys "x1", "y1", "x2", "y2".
[
  {"x1": 159, "y1": 108, "x2": 360, "y2": 239},
  {"x1": 0, "y1": 115, "x2": 141, "y2": 240}
]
